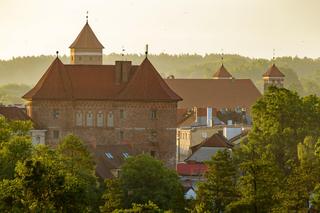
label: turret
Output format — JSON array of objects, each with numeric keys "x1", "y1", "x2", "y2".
[
  {"x1": 263, "y1": 64, "x2": 285, "y2": 92},
  {"x1": 69, "y1": 20, "x2": 104, "y2": 65}
]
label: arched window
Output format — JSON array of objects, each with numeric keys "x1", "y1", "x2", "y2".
[
  {"x1": 107, "y1": 111, "x2": 114, "y2": 127},
  {"x1": 97, "y1": 111, "x2": 104, "y2": 127},
  {"x1": 76, "y1": 111, "x2": 83, "y2": 126},
  {"x1": 86, "y1": 111, "x2": 93, "y2": 127}
]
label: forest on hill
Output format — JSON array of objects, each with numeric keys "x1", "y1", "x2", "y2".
[{"x1": 1, "y1": 53, "x2": 320, "y2": 104}]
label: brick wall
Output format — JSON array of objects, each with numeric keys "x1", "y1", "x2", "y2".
[{"x1": 26, "y1": 100, "x2": 177, "y2": 168}]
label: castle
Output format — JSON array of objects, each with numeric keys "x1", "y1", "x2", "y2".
[{"x1": 23, "y1": 20, "x2": 182, "y2": 168}]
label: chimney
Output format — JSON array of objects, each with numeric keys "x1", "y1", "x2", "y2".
[{"x1": 115, "y1": 61, "x2": 132, "y2": 84}]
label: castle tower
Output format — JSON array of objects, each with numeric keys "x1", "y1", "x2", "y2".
[
  {"x1": 212, "y1": 64, "x2": 233, "y2": 79},
  {"x1": 69, "y1": 20, "x2": 104, "y2": 65},
  {"x1": 263, "y1": 64, "x2": 285, "y2": 92}
]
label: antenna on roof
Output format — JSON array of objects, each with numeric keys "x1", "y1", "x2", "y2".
[
  {"x1": 221, "y1": 49, "x2": 224, "y2": 65},
  {"x1": 121, "y1": 46, "x2": 126, "y2": 60},
  {"x1": 56, "y1": 51, "x2": 59, "y2": 58},
  {"x1": 86, "y1": 11, "x2": 89, "y2": 23},
  {"x1": 145, "y1": 44, "x2": 149, "y2": 58},
  {"x1": 273, "y1": 48, "x2": 276, "y2": 64}
]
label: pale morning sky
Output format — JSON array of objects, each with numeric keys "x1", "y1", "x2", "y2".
[{"x1": 1, "y1": 0, "x2": 320, "y2": 60}]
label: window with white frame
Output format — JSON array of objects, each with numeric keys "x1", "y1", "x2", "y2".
[
  {"x1": 76, "y1": 111, "x2": 83, "y2": 126},
  {"x1": 86, "y1": 111, "x2": 93, "y2": 127},
  {"x1": 97, "y1": 111, "x2": 104, "y2": 127},
  {"x1": 107, "y1": 111, "x2": 114, "y2": 127}
]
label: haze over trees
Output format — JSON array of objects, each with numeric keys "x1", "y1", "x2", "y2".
[{"x1": 1, "y1": 53, "x2": 320, "y2": 104}]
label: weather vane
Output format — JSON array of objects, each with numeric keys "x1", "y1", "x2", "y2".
[
  {"x1": 145, "y1": 44, "x2": 149, "y2": 58},
  {"x1": 273, "y1": 48, "x2": 276, "y2": 62},
  {"x1": 121, "y1": 46, "x2": 126, "y2": 59},
  {"x1": 221, "y1": 49, "x2": 224, "y2": 64},
  {"x1": 86, "y1": 11, "x2": 89, "y2": 23}
]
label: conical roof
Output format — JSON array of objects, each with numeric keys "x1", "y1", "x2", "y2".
[
  {"x1": 213, "y1": 64, "x2": 233, "y2": 79},
  {"x1": 69, "y1": 22, "x2": 104, "y2": 49},
  {"x1": 117, "y1": 58, "x2": 182, "y2": 101},
  {"x1": 23, "y1": 57, "x2": 73, "y2": 100},
  {"x1": 263, "y1": 64, "x2": 285, "y2": 77}
]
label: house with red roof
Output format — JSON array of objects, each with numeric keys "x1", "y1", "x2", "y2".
[{"x1": 22, "y1": 20, "x2": 182, "y2": 169}]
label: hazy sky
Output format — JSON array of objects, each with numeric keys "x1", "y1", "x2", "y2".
[{"x1": 1, "y1": 0, "x2": 320, "y2": 60}]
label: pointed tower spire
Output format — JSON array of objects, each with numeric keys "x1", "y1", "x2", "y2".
[
  {"x1": 69, "y1": 17, "x2": 104, "y2": 65},
  {"x1": 262, "y1": 50, "x2": 285, "y2": 93}
]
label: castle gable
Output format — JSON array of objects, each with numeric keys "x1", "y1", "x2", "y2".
[
  {"x1": 23, "y1": 58, "x2": 181, "y2": 102},
  {"x1": 117, "y1": 58, "x2": 182, "y2": 102}
]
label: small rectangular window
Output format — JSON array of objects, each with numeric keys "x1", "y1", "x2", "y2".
[
  {"x1": 87, "y1": 111, "x2": 93, "y2": 127},
  {"x1": 76, "y1": 111, "x2": 83, "y2": 126},
  {"x1": 120, "y1": 131, "x2": 124, "y2": 141},
  {"x1": 97, "y1": 112, "x2": 104, "y2": 127},
  {"x1": 53, "y1": 109, "x2": 60, "y2": 119},
  {"x1": 107, "y1": 112, "x2": 114, "y2": 127},
  {"x1": 120, "y1": 109, "x2": 125, "y2": 119},
  {"x1": 53, "y1": 130, "x2": 59, "y2": 139},
  {"x1": 150, "y1": 151, "x2": 156, "y2": 157},
  {"x1": 150, "y1": 110, "x2": 157, "y2": 120}
]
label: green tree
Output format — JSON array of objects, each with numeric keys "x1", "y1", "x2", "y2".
[
  {"x1": 196, "y1": 150, "x2": 237, "y2": 212},
  {"x1": 101, "y1": 154, "x2": 185, "y2": 212},
  {"x1": 227, "y1": 141, "x2": 280, "y2": 213}
]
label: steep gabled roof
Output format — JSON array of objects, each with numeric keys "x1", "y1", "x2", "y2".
[
  {"x1": 69, "y1": 22, "x2": 104, "y2": 49},
  {"x1": 23, "y1": 57, "x2": 73, "y2": 100},
  {"x1": 263, "y1": 64, "x2": 285, "y2": 77},
  {"x1": 190, "y1": 133, "x2": 233, "y2": 153},
  {"x1": 213, "y1": 64, "x2": 233, "y2": 79},
  {"x1": 117, "y1": 58, "x2": 182, "y2": 102},
  {"x1": 0, "y1": 106, "x2": 31, "y2": 121},
  {"x1": 23, "y1": 57, "x2": 181, "y2": 102}
]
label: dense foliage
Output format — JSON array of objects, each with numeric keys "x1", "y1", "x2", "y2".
[
  {"x1": 0, "y1": 119, "x2": 101, "y2": 212},
  {"x1": 100, "y1": 154, "x2": 185, "y2": 212},
  {"x1": 194, "y1": 87, "x2": 320, "y2": 212}
]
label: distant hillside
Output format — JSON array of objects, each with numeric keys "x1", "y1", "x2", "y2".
[{"x1": 0, "y1": 53, "x2": 320, "y2": 104}]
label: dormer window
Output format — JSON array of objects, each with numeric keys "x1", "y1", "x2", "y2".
[
  {"x1": 105, "y1": 152, "x2": 113, "y2": 159},
  {"x1": 122, "y1": 152, "x2": 129, "y2": 158}
]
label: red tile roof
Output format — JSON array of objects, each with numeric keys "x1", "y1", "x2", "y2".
[
  {"x1": 117, "y1": 58, "x2": 182, "y2": 101},
  {"x1": 23, "y1": 57, "x2": 181, "y2": 102},
  {"x1": 165, "y1": 78, "x2": 261, "y2": 109},
  {"x1": 23, "y1": 58, "x2": 73, "y2": 100},
  {"x1": 0, "y1": 106, "x2": 31, "y2": 121},
  {"x1": 177, "y1": 162, "x2": 207, "y2": 176},
  {"x1": 213, "y1": 64, "x2": 233, "y2": 78},
  {"x1": 69, "y1": 22, "x2": 104, "y2": 49},
  {"x1": 263, "y1": 64, "x2": 285, "y2": 77},
  {"x1": 190, "y1": 133, "x2": 232, "y2": 153}
]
